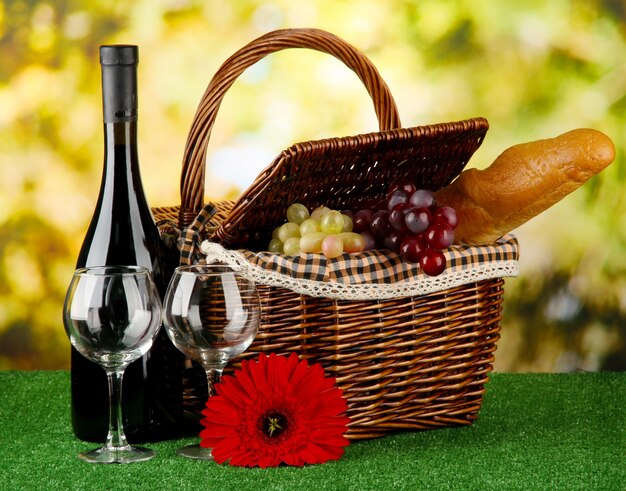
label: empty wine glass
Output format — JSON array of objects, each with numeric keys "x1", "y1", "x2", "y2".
[
  {"x1": 63, "y1": 266, "x2": 163, "y2": 464},
  {"x1": 163, "y1": 264, "x2": 260, "y2": 460}
]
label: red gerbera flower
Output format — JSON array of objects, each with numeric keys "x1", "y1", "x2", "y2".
[{"x1": 199, "y1": 352, "x2": 351, "y2": 468}]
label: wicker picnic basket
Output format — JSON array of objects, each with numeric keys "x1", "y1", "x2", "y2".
[{"x1": 153, "y1": 28, "x2": 519, "y2": 440}]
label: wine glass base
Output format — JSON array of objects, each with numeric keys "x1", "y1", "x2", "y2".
[
  {"x1": 176, "y1": 444, "x2": 214, "y2": 461},
  {"x1": 78, "y1": 445, "x2": 155, "y2": 464}
]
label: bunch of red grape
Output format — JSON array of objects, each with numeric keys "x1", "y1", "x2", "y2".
[{"x1": 353, "y1": 181, "x2": 458, "y2": 276}]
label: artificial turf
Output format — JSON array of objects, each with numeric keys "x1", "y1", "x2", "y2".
[{"x1": 0, "y1": 371, "x2": 623, "y2": 490}]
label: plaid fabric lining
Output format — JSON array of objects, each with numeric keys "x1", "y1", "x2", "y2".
[
  {"x1": 230, "y1": 234, "x2": 519, "y2": 285},
  {"x1": 177, "y1": 204, "x2": 217, "y2": 265}
]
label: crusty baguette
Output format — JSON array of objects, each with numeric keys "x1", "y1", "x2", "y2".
[{"x1": 435, "y1": 128, "x2": 615, "y2": 245}]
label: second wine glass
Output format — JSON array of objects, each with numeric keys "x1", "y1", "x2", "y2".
[{"x1": 163, "y1": 264, "x2": 260, "y2": 460}]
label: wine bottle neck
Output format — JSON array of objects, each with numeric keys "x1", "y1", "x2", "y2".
[
  {"x1": 102, "y1": 121, "x2": 144, "y2": 193},
  {"x1": 99, "y1": 45, "x2": 142, "y2": 188},
  {"x1": 105, "y1": 121, "x2": 138, "y2": 148}
]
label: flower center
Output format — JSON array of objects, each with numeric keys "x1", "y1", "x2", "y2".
[{"x1": 261, "y1": 410, "x2": 289, "y2": 439}]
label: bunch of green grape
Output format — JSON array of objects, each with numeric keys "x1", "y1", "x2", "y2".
[{"x1": 268, "y1": 203, "x2": 366, "y2": 258}]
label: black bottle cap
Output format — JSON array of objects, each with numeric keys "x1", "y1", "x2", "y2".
[
  {"x1": 100, "y1": 45, "x2": 138, "y2": 65},
  {"x1": 100, "y1": 45, "x2": 139, "y2": 123}
]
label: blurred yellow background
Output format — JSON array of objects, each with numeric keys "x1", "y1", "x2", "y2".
[{"x1": 0, "y1": 0, "x2": 624, "y2": 371}]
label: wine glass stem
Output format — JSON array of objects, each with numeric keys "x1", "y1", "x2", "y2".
[
  {"x1": 205, "y1": 367, "x2": 224, "y2": 398},
  {"x1": 104, "y1": 368, "x2": 130, "y2": 450}
]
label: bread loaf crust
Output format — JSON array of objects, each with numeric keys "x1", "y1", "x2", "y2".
[{"x1": 435, "y1": 128, "x2": 616, "y2": 245}]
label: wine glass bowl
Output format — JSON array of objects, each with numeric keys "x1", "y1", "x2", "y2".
[
  {"x1": 63, "y1": 265, "x2": 162, "y2": 464},
  {"x1": 163, "y1": 264, "x2": 260, "y2": 460},
  {"x1": 65, "y1": 266, "x2": 162, "y2": 369}
]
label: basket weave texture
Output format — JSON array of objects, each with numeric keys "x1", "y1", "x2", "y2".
[{"x1": 153, "y1": 28, "x2": 517, "y2": 440}]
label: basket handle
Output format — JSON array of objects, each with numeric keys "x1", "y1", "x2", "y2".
[{"x1": 179, "y1": 27, "x2": 402, "y2": 227}]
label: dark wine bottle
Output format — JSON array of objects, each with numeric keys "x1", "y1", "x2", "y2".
[{"x1": 72, "y1": 45, "x2": 184, "y2": 442}]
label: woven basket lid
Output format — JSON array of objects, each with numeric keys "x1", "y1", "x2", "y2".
[{"x1": 178, "y1": 28, "x2": 489, "y2": 250}]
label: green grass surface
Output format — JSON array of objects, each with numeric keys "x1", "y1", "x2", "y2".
[{"x1": 0, "y1": 371, "x2": 624, "y2": 490}]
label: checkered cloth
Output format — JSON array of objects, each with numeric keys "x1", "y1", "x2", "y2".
[
  {"x1": 200, "y1": 235, "x2": 519, "y2": 300},
  {"x1": 235, "y1": 235, "x2": 518, "y2": 283}
]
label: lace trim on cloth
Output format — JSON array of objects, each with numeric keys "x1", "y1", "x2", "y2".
[{"x1": 199, "y1": 234, "x2": 519, "y2": 301}]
